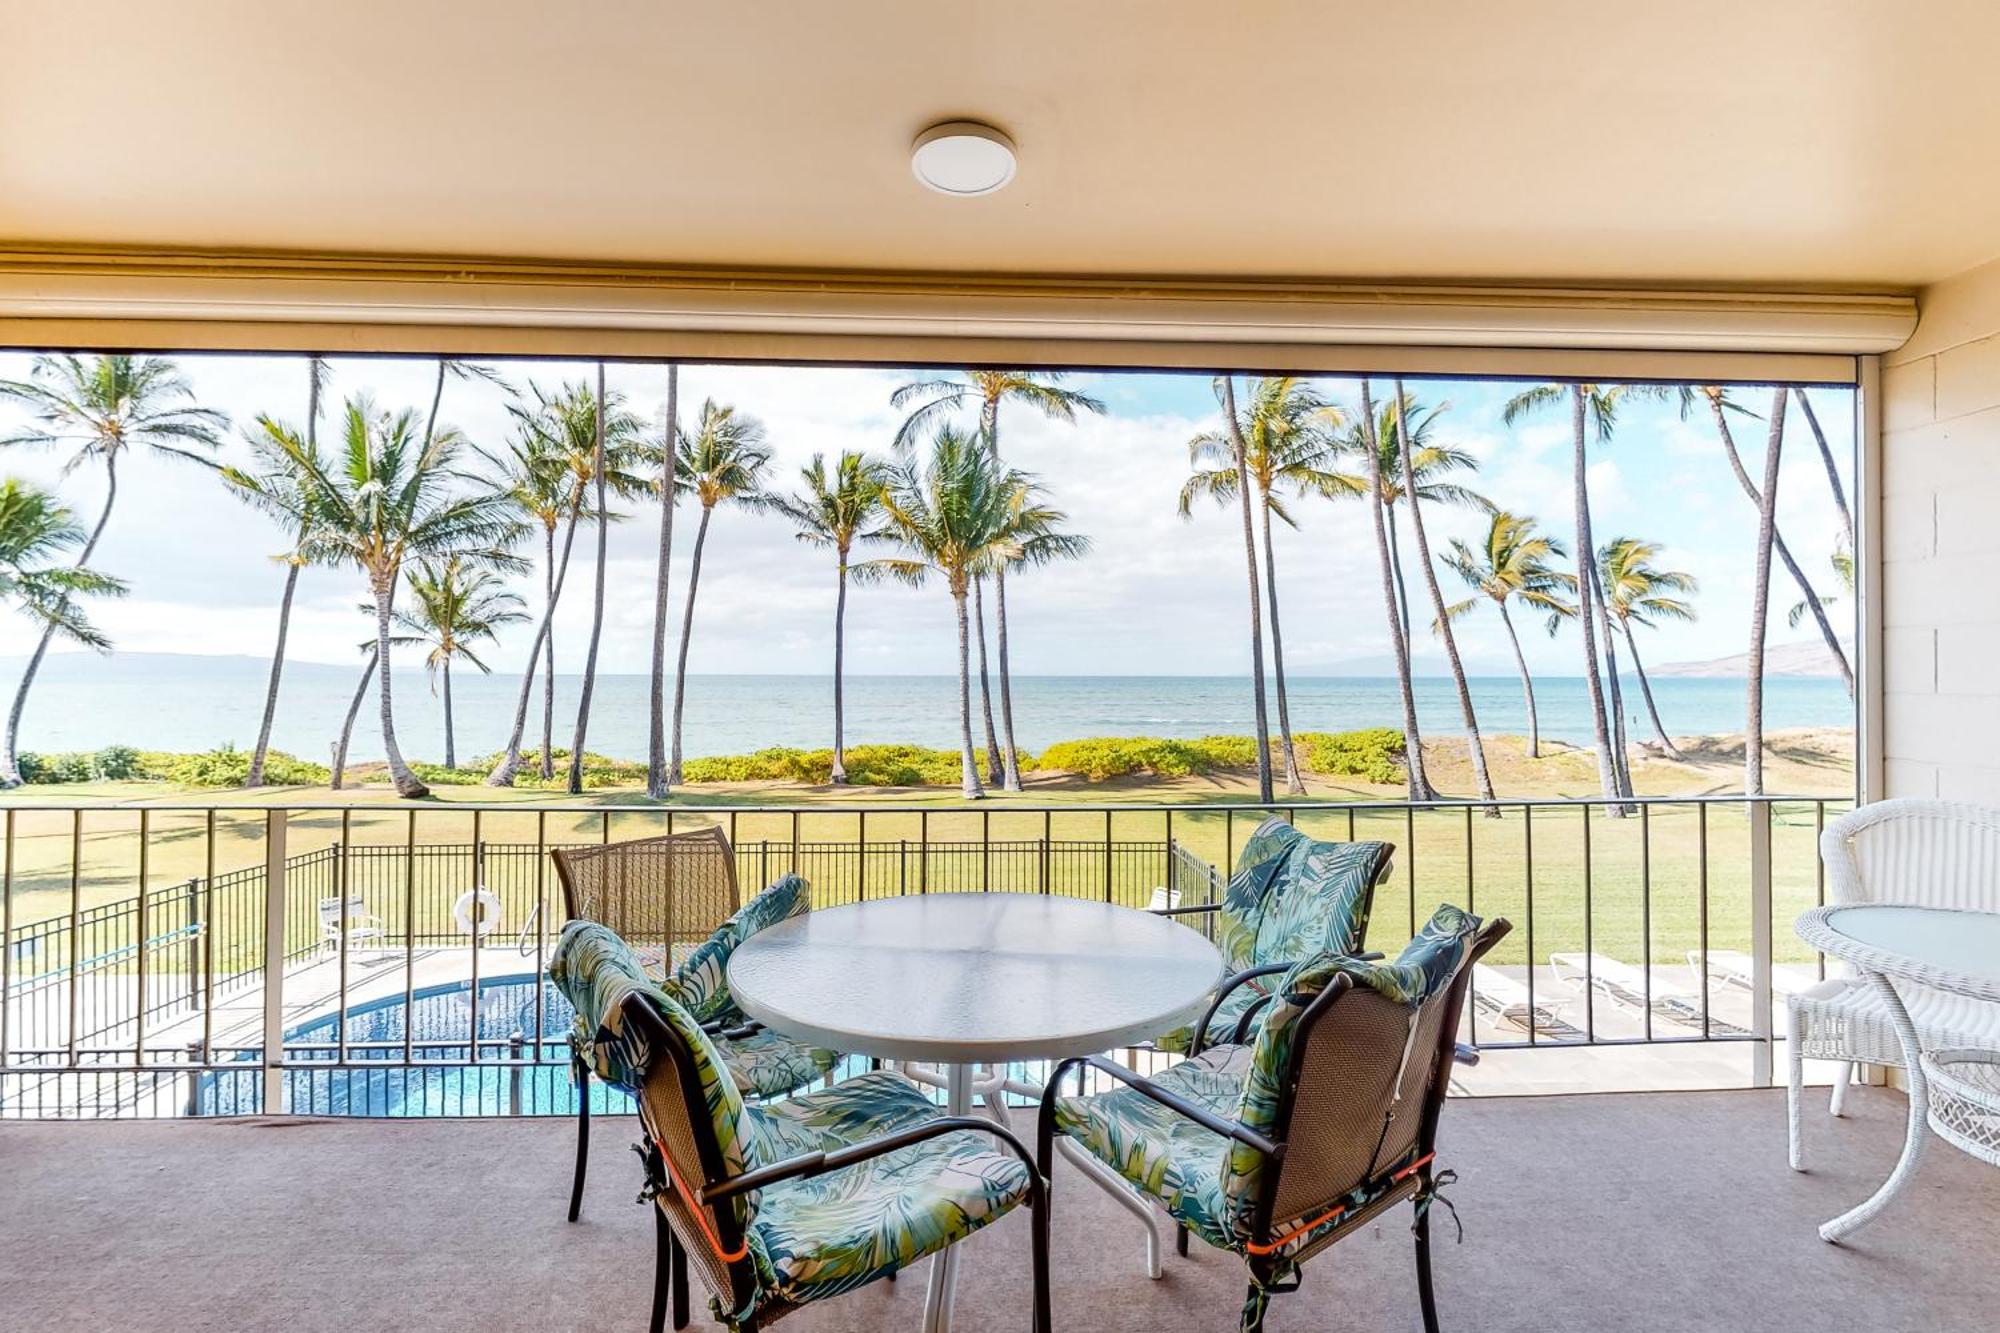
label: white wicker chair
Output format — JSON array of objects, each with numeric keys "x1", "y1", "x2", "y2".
[{"x1": 1791, "y1": 799, "x2": 2000, "y2": 1169}]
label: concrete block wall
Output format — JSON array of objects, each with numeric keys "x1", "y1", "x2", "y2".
[{"x1": 1881, "y1": 256, "x2": 2000, "y2": 802}]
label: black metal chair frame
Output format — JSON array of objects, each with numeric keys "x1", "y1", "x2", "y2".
[
  {"x1": 1037, "y1": 919, "x2": 1511, "y2": 1333},
  {"x1": 553, "y1": 828, "x2": 744, "y2": 1224},
  {"x1": 622, "y1": 992, "x2": 1054, "y2": 1333}
]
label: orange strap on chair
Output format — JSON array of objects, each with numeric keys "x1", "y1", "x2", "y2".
[
  {"x1": 655, "y1": 1137, "x2": 750, "y2": 1264},
  {"x1": 1245, "y1": 1152, "x2": 1438, "y2": 1256}
]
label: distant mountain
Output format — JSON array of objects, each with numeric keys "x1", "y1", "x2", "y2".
[{"x1": 1654, "y1": 638, "x2": 1854, "y2": 679}]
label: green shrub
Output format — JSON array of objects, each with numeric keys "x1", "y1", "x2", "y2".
[
  {"x1": 1297, "y1": 729, "x2": 1406, "y2": 784},
  {"x1": 1035, "y1": 736, "x2": 1236, "y2": 780},
  {"x1": 93, "y1": 745, "x2": 141, "y2": 780},
  {"x1": 406, "y1": 762, "x2": 488, "y2": 786},
  {"x1": 135, "y1": 746, "x2": 330, "y2": 787},
  {"x1": 17, "y1": 751, "x2": 94, "y2": 784}
]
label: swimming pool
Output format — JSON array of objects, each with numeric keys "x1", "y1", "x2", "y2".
[{"x1": 196, "y1": 974, "x2": 632, "y2": 1118}]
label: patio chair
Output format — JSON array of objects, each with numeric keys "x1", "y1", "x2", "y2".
[
  {"x1": 1469, "y1": 962, "x2": 1577, "y2": 1039},
  {"x1": 553, "y1": 825, "x2": 741, "y2": 974},
  {"x1": 552, "y1": 921, "x2": 1050, "y2": 1333},
  {"x1": 1548, "y1": 952, "x2": 1748, "y2": 1037},
  {"x1": 1155, "y1": 817, "x2": 1393, "y2": 1054},
  {"x1": 551, "y1": 867, "x2": 843, "y2": 1221},
  {"x1": 1040, "y1": 905, "x2": 1508, "y2": 1333},
  {"x1": 318, "y1": 895, "x2": 386, "y2": 956},
  {"x1": 1791, "y1": 799, "x2": 2000, "y2": 1169}
]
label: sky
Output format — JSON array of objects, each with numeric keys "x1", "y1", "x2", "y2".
[{"x1": 0, "y1": 351, "x2": 1857, "y2": 683}]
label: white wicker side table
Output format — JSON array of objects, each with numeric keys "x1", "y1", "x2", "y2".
[{"x1": 1795, "y1": 904, "x2": 2000, "y2": 1242}]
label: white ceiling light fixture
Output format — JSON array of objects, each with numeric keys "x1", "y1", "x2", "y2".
[{"x1": 910, "y1": 121, "x2": 1017, "y2": 197}]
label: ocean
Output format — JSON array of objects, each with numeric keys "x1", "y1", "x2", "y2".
[{"x1": 0, "y1": 654, "x2": 1855, "y2": 766}]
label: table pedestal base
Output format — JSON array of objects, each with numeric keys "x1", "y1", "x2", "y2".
[{"x1": 1820, "y1": 972, "x2": 1930, "y2": 1243}]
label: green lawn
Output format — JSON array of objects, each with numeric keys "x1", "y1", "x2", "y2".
[{"x1": 1, "y1": 784, "x2": 1848, "y2": 974}]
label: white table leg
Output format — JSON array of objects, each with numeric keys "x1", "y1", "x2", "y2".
[
  {"x1": 1820, "y1": 971, "x2": 1930, "y2": 1243},
  {"x1": 922, "y1": 1063, "x2": 974, "y2": 1333}
]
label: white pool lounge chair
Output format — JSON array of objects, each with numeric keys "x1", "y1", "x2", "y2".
[
  {"x1": 1550, "y1": 952, "x2": 1748, "y2": 1036},
  {"x1": 1470, "y1": 963, "x2": 1578, "y2": 1038},
  {"x1": 319, "y1": 894, "x2": 387, "y2": 956},
  {"x1": 1686, "y1": 949, "x2": 1815, "y2": 998}
]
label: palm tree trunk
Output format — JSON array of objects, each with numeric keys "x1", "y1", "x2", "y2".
[
  {"x1": 540, "y1": 533, "x2": 559, "y2": 780},
  {"x1": 1623, "y1": 622, "x2": 1686, "y2": 761},
  {"x1": 1258, "y1": 494, "x2": 1306, "y2": 796},
  {"x1": 423, "y1": 359, "x2": 446, "y2": 447},
  {"x1": 248, "y1": 362, "x2": 321, "y2": 790},
  {"x1": 245, "y1": 562, "x2": 300, "y2": 788},
  {"x1": 996, "y1": 566, "x2": 1024, "y2": 791},
  {"x1": 987, "y1": 395, "x2": 1027, "y2": 794},
  {"x1": 1792, "y1": 388, "x2": 1855, "y2": 551},
  {"x1": 1569, "y1": 387, "x2": 1623, "y2": 812},
  {"x1": 668, "y1": 506, "x2": 714, "y2": 786},
  {"x1": 832, "y1": 559, "x2": 850, "y2": 784},
  {"x1": 1707, "y1": 397, "x2": 1854, "y2": 697},
  {"x1": 1395, "y1": 379, "x2": 1495, "y2": 808},
  {"x1": 953, "y1": 587, "x2": 983, "y2": 799},
  {"x1": 1384, "y1": 502, "x2": 1416, "y2": 659},
  {"x1": 373, "y1": 572, "x2": 428, "y2": 798},
  {"x1": 485, "y1": 514, "x2": 583, "y2": 787},
  {"x1": 648, "y1": 365, "x2": 679, "y2": 799},
  {"x1": 442, "y1": 660, "x2": 456, "y2": 770},
  {"x1": 1746, "y1": 391, "x2": 1787, "y2": 795},
  {"x1": 1359, "y1": 379, "x2": 1435, "y2": 802},
  {"x1": 1596, "y1": 573, "x2": 1636, "y2": 801},
  {"x1": 1220, "y1": 377, "x2": 1274, "y2": 803},
  {"x1": 973, "y1": 578, "x2": 1002, "y2": 785},
  {"x1": 566, "y1": 365, "x2": 611, "y2": 796},
  {"x1": 1497, "y1": 601, "x2": 1541, "y2": 759},
  {"x1": 330, "y1": 649, "x2": 376, "y2": 791},
  {"x1": 2, "y1": 454, "x2": 118, "y2": 788}
]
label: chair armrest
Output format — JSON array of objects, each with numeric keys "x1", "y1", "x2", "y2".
[
  {"x1": 1151, "y1": 902, "x2": 1222, "y2": 918},
  {"x1": 704, "y1": 1114, "x2": 1043, "y2": 1204},
  {"x1": 1037, "y1": 1055, "x2": 1283, "y2": 1166},
  {"x1": 1190, "y1": 963, "x2": 1292, "y2": 1055}
]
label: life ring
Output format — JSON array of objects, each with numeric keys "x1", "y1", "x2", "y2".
[{"x1": 454, "y1": 888, "x2": 504, "y2": 938}]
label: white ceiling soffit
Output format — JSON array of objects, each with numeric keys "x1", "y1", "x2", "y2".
[{"x1": 0, "y1": 249, "x2": 1910, "y2": 384}]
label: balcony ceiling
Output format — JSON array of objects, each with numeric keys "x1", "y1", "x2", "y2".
[{"x1": 3, "y1": 1, "x2": 1998, "y2": 290}]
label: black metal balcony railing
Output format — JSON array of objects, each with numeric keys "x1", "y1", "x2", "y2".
[{"x1": 0, "y1": 795, "x2": 1846, "y2": 1119}]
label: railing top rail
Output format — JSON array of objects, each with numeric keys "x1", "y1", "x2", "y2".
[{"x1": 0, "y1": 792, "x2": 1850, "y2": 816}]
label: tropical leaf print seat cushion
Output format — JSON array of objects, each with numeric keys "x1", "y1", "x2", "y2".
[
  {"x1": 1158, "y1": 819, "x2": 1387, "y2": 1053},
  {"x1": 650, "y1": 873, "x2": 843, "y2": 1097},
  {"x1": 1052, "y1": 1044, "x2": 1251, "y2": 1246},
  {"x1": 745, "y1": 1069, "x2": 939, "y2": 1161}
]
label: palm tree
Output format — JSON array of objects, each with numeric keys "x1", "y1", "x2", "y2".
[
  {"x1": 647, "y1": 366, "x2": 681, "y2": 799},
  {"x1": 1181, "y1": 376, "x2": 1359, "y2": 794},
  {"x1": 329, "y1": 637, "x2": 377, "y2": 792},
  {"x1": 232, "y1": 358, "x2": 329, "y2": 787},
  {"x1": 1502, "y1": 382, "x2": 1641, "y2": 810},
  {"x1": 1338, "y1": 390, "x2": 1490, "y2": 658},
  {"x1": 0, "y1": 479, "x2": 128, "y2": 778},
  {"x1": 1746, "y1": 390, "x2": 1788, "y2": 795},
  {"x1": 0, "y1": 354, "x2": 226, "y2": 787},
  {"x1": 1390, "y1": 380, "x2": 1497, "y2": 805},
  {"x1": 770, "y1": 451, "x2": 892, "y2": 784},
  {"x1": 668, "y1": 399, "x2": 774, "y2": 785},
  {"x1": 230, "y1": 394, "x2": 524, "y2": 797},
  {"x1": 1439, "y1": 512, "x2": 1574, "y2": 759},
  {"x1": 873, "y1": 427, "x2": 1026, "y2": 799},
  {"x1": 1792, "y1": 388, "x2": 1855, "y2": 551},
  {"x1": 565, "y1": 363, "x2": 620, "y2": 796},
  {"x1": 394, "y1": 557, "x2": 528, "y2": 769},
  {"x1": 1789, "y1": 545, "x2": 1854, "y2": 631},
  {"x1": 1680, "y1": 385, "x2": 1853, "y2": 696},
  {"x1": 985, "y1": 471, "x2": 1090, "y2": 790},
  {"x1": 891, "y1": 370, "x2": 1105, "y2": 784},
  {"x1": 1353, "y1": 378, "x2": 1436, "y2": 802},
  {"x1": 481, "y1": 380, "x2": 646, "y2": 786},
  {"x1": 1596, "y1": 537, "x2": 1698, "y2": 762}
]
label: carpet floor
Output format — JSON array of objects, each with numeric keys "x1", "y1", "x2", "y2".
[{"x1": 2, "y1": 1087, "x2": 1994, "y2": 1332}]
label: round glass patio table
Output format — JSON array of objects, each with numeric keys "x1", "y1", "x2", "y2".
[
  {"x1": 1794, "y1": 904, "x2": 2000, "y2": 1242},
  {"x1": 728, "y1": 892, "x2": 1223, "y2": 1333}
]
